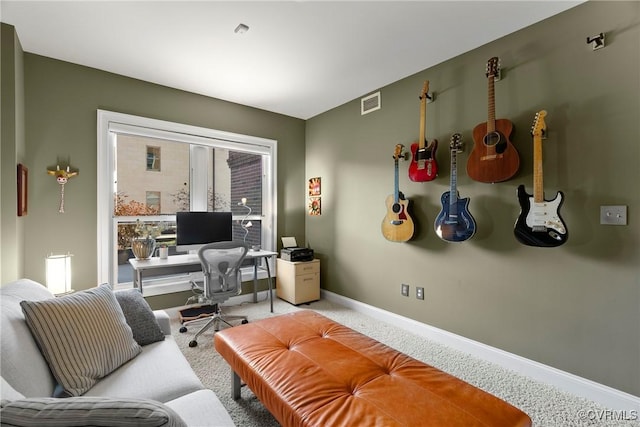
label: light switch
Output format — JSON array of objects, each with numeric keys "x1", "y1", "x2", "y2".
[{"x1": 600, "y1": 205, "x2": 627, "y2": 225}]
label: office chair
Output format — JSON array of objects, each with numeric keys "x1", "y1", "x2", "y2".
[{"x1": 179, "y1": 241, "x2": 249, "y2": 347}]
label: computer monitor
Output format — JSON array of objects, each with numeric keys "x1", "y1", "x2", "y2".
[{"x1": 176, "y1": 211, "x2": 233, "y2": 253}]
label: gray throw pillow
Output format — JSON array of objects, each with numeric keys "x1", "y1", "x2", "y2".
[
  {"x1": 114, "y1": 289, "x2": 165, "y2": 346},
  {"x1": 20, "y1": 286, "x2": 141, "y2": 397},
  {"x1": 0, "y1": 396, "x2": 187, "y2": 427}
]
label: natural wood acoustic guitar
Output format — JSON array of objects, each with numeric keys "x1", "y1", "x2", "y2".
[
  {"x1": 467, "y1": 57, "x2": 520, "y2": 183},
  {"x1": 382, "y1": 144, "x2": 414, "y2": 242}
]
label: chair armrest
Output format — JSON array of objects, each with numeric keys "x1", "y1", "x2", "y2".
[{"x1": 153, "y1": 310, "x2": 172, "y2": 335}]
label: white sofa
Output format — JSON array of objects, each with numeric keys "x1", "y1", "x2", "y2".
[{"x1": 0, "y1": 279, "x2": 235, "y2": 427}]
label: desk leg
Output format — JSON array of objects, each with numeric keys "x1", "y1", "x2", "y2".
[
  {"x1": 136, "y1": 270, "x2": 143, "y2": 294},
  {"x1": 253, "y1": 259, "x2": 258, "y2": 303},
  {"x1": 266, "y1": 256, "x2": 273, "y2": 313}
]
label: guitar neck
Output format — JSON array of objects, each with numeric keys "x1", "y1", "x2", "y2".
[
  {"x1": 533, "y1": 134, "x2": 544, "y2": 202},
  {"x1": 419, "y1": 96, "x2": 427, "y2": 149},
  {"x1": 487, "y1": 76, "x2": 496, "y2": 133},
  {"x1": 394, "y1": 158, "x2": 400, "y2": 203},
  {"x1": 449, "y1": 149, "x2": 458, "y2": 215}
]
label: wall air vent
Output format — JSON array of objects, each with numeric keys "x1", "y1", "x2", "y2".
[{"x1": 361, "y1": 91, "x2": 381, "y2": 115}]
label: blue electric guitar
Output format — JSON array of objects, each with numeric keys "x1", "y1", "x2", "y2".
[
  {"x1": 514, "y1": 110, "x2": 567, "y2": 247},
  {"x1": 434, "y1": 133, "x2": 476, "y2": 242}
]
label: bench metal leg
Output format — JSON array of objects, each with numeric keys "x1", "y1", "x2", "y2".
[{"x1": 232, "y1": 370, "x2": 242, "y2": 400}]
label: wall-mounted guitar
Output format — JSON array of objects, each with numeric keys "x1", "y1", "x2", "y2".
[
  {"x1": 434, "y1": 133, "x2": 476, "y2": 242},
  {"x1": 514, "y1": 110, "x2": 568, "y2": 247},
  {"x1": 467, "y1": 57, "x2": 520, "y2": 183},
  {"x1": 382, "y1": 144, "x2": 414, "y2": 242},
  {"x1": 409, "y1": 80, "x2": 438, "y2": 182}
]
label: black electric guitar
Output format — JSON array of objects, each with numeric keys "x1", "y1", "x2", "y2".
[
  {"x1": 434, "y1": 133, "x2": 476, "y2": 242},
  {"x1": 382, "y1": 144, "x2": 414, "y2": 242},
  {"x1": 514, "y1": 110, "x2": 568, "y2": 247}
]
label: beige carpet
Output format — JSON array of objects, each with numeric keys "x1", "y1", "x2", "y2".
[{"x1": 168, "y1": 297, "x2": 637, "y2": 427}]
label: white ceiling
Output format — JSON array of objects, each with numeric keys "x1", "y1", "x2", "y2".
[{"x1": 1, "y1": 1, "x2": 582, "y2": 119}]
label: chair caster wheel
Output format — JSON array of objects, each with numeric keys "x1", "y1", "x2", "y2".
[
  {"x1": 188, "y1": 340, "x2": 198, "y2": 347},
  {"x1": 241, "y1": 319, "x2": 248, "y2": 324},
  {"x1": 179, "y1": 326, "x2": 187, "y2": 333}
]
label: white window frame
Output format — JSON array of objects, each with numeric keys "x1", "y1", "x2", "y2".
[{"x1": 97, "y1": 110, "x2": 277, "y2": 293}]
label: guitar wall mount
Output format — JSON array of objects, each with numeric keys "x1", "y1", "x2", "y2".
[
  {"x1": 586, "y1": 33, "x2": 605, "y2": 51},
  {"x1": 427, "y1": 92, "x2": 435, "y2": 104}
]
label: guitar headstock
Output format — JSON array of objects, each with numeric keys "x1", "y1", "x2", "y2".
[
  {"x1": 486, "y1": 57, "x2": 500, "y2": 79},
  {"x1": 393, "y1": 144, "x2": 406, "y2": 160},
  {"x1": 449, "y1": 133, "x2": 463, "y2": 152},
  {"x1": 531, "y1": 110, "x2": 547, "y2": 137},
  {"x1": 419, "y1": 80, "x2": 430, "y2": 101}
]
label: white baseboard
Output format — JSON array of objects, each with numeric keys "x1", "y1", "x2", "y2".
[{"x1": 321, "y1": 290, "x2": 640, "y2": 412}]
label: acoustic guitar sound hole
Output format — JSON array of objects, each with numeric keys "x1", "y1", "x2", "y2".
[{"x1": 483, "y1": 131, "x2": 507, "y2": 153}]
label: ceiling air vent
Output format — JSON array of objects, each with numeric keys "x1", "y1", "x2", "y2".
[{"x1": 361, "y1": 91, "x2": 381, "y2": 115}]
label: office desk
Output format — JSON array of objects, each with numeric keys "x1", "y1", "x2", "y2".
[{"x1": 129, "y1": 250, "x2": 278, "y2": 312}]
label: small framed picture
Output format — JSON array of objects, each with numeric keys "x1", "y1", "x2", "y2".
[
  {"x1": 308, "y1": 177, "x2": 321, "y2": 196},
  {"x1": 308, "y1": 197, "x2": 321, "y2": 216},
  {"x1": 17, "y1": 163, "x2": 28, "y2": 216}
]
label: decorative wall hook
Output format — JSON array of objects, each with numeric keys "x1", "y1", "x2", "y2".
[
  {"x1": 47, "y1": 164, "x2": 79, "y2": 213},
  {"x1": 586, "y1": 33, "x2": 605, "y2": 50}
]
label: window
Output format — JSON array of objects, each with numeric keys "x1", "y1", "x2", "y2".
[
  {"x1": 145, "y1": 191, "x2": 161, "y2": 212},
  {"x1": 146, "y1": 146, "x2": 161, "y2": 171},
  {"x1": 97, "y1": 111, "x2": 277, "y2": 295}
]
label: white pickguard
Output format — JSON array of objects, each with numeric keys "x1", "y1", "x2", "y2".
[{"x1": 525, "y1": 193, "x2": 566, "y2": 234}]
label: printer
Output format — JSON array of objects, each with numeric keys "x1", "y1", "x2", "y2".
[{"x1": 280, "y1": 237, "x2": 314, "y2": 262}]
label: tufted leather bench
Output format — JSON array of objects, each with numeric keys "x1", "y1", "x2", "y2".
[{"x1": 214, "y1": 310, "x2": 532, "y2": 427}]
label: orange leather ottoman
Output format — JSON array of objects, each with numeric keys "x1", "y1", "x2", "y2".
[{"x1": 214, "y1": 310, "x2": 532, "y2": 427}]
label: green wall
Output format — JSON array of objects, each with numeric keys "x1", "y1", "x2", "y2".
[
  {"x1": 1, "y1": 24, "x2": 25, "y2": 283},
  {"x1": 16, "y1": 52, "x2": 306, "y2": 307},
  {"x1": 2, "y1": 1, "x2": 638, "y2": 397},
  {"x1": 305, "y1": 2, "x2": 639, "y2": 395}
]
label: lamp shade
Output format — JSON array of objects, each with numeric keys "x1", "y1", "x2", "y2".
[{"x1": 46, "y1": 254, "x2": 72, "y2": 295}]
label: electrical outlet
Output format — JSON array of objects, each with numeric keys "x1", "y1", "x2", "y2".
[
  {"x1": 416, "y1": 287, "x2": 424, "y2": 300},
  {"x1": 401, "y1": 284, "x2": 409, "y2": 297},
  {"x1": 600, "y1": 205, "x2": 627, "y2": 225}
]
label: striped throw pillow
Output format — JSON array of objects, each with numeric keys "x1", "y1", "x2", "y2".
[
  {"x1": 20, "y1": 286, "x2": 141, "y2": 397},
  {"x1": 0, "y1": 396, "x2": 187, "y2": 427}
]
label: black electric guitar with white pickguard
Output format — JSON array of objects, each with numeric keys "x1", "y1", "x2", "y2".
[{"x1": 514, "y1": 110, "x2": 568, "y2": 247}]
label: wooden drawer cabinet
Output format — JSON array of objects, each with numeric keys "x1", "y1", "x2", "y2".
[{"x1": 276, "y1": 258, "x2": 320, "y2": 305}]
